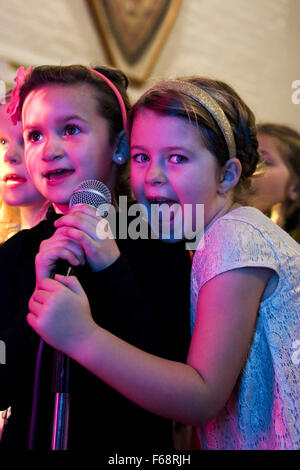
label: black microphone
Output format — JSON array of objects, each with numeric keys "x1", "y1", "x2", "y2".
[{"x1": 50, "y1": 180, "x2": 111, "y2": 450}]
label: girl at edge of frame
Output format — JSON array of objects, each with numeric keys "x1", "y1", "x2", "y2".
[
  {"x1": 27, "y1": 76, "x2": 300, "y2": 450},
  {"x1": 0, "y1": 90, "x2": 49, "y2": 243},
  {"x1": 0, "y1": 65, "x2": 191, "y2": 450},
  {"x1": 0, "y1": 90, "x2": 49, "y2": 439},
  {"x1": 248, "y1": 123, "x2": 300, "y2": 243}
]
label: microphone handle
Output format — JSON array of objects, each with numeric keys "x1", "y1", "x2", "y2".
[
  {"x1": 51, "y1": 351, "x2": 70, "y2": 450},
  {"x1": 50, "y1": 263, "x2": 73, "y2": 450}
]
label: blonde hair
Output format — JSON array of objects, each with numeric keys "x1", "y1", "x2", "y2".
[
  {"x1": 0, "y1": 200, "x2": 21, "y2": 244},
  {"x1": 257, "y1": 123, "x2": 300, "y2": 242}
]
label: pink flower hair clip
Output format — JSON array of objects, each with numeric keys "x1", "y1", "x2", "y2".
[{"x1": 6, "y1": 66, "x2": 33, "y2": 125}]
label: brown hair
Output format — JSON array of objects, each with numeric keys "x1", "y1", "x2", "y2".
[
  {"x1": 257, "y1": 123, "x2": 300, "y2": 242},
  {"x1": 18, "y1": 65, "x2": 132, "y2": 197},
  {"x1": 257, "y1": 123, "x2": 300, "y2": 184},
  {"x1": 129, "y1": 77, "x2": 259, "y2": 203}
]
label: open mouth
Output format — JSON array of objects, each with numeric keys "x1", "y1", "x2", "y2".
[
  {"x1": 145, "y1": 199, "x2": 184, "y2": 241},
  {"x1": 146, "y1": 197, "x2": 179, "y2": 206},
  {"x1": 147, "y1": 198, "x2": 180, "y2": 212},
  {"x1": 3, "y1": 174, "x2": 26, "y2": 183},
  {"x1": 146, "y1": 198, "x2": 181, "y2": 224},
  {"x1": 43, "y1": 168, "x2": 74, "y2": 182}
]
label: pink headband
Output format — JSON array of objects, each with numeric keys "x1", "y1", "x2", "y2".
[
  {"x1": 88, "y1": 67, "x2": 127, "y2": 130},
  {"x1": 7, "y1": 66, "x2": 128, "y2": 130}
]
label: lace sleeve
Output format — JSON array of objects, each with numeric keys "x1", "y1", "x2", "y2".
[{"x1": 192, "y1": 217, "x2": 280, "y2": 292}]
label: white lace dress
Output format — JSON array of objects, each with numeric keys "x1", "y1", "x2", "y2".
[{"x1": 190, "y1": 207, "x2": 300, "y2": 450}]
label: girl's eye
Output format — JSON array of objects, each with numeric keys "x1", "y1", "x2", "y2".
[
  {"x1": 64, "y1": 125, "x2": 80, "y2": 136},
  {"x1": 169, "y1": 154, "x2": 187, "y2": 164},
  {"x1": 132, "y1": 153, "x2": 149, "y2": 163},
  {"x1": 0, "y1": 138, "x2": 7, "y2": 146},
  {"x1": 262, "y1": 158, "x2": 273, "y2": 167},
  {"x1": 28, "y1": 131, "x2": 43, "y2": 143}
]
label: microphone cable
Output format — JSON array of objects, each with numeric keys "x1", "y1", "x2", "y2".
[{"x1": 28, "y1": 337, "x2": 45, "y2": 450}]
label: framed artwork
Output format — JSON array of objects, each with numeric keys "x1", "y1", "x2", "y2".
[{"x1": 87, "y1": 0, "x2": 182, "y2": 84}]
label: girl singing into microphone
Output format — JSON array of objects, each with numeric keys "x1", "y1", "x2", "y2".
[{"x1": 0, "y1": 66, "x2": 191, "y2": 450}]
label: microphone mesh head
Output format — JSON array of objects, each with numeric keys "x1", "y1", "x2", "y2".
[{"x1": 69, "y1": 180, "x2": 112, "y2": 209}]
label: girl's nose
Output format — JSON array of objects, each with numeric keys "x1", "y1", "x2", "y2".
[
  {"x1": 145, "y1": 162, "x2": 167, "y2": 186},
  {"x1": 4, "y1": 144, "x2": 22, "y2": 165},
  {"x1": 42, "y1": 137, "x2": 64, "y2": 161}
]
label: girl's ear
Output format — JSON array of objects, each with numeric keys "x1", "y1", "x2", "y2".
[
  {"x1": 218, "y1": 158, "x2": 242, "y2": 194},
  {"x1": 112, "y1": 130, "x2": 129, "y2": 165},
  {"x1": 287, "y1": 180, "x2": 300, "y2": 201}
]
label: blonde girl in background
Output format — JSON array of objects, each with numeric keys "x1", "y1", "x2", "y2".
[
  {"x1": 0, "y1": 86, "x2": 49, "y2": 243},
  {"x1": 0, "y1": 85, "x2": 49, "y2": 439}
]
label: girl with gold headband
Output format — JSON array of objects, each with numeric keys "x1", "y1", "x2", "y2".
[{"x1": 27, "y1": 77, "x2": 300, "y2": 450}]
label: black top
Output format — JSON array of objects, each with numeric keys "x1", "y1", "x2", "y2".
[{"x1": 0, "y1": 206, "x2": 191, "y2": 451}]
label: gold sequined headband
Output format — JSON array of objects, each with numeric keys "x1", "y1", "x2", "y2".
[{"x1": 142, "y1": 80, "x2": 236, "y2": 159}]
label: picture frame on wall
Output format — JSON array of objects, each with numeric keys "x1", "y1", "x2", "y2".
[{"x1": 87, "y1": 0, "x2": 182, "y2": 84}]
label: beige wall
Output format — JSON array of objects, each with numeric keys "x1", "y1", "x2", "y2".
[{"x1": 0, "y1": 0, "x2": 299, "y2": 129}]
